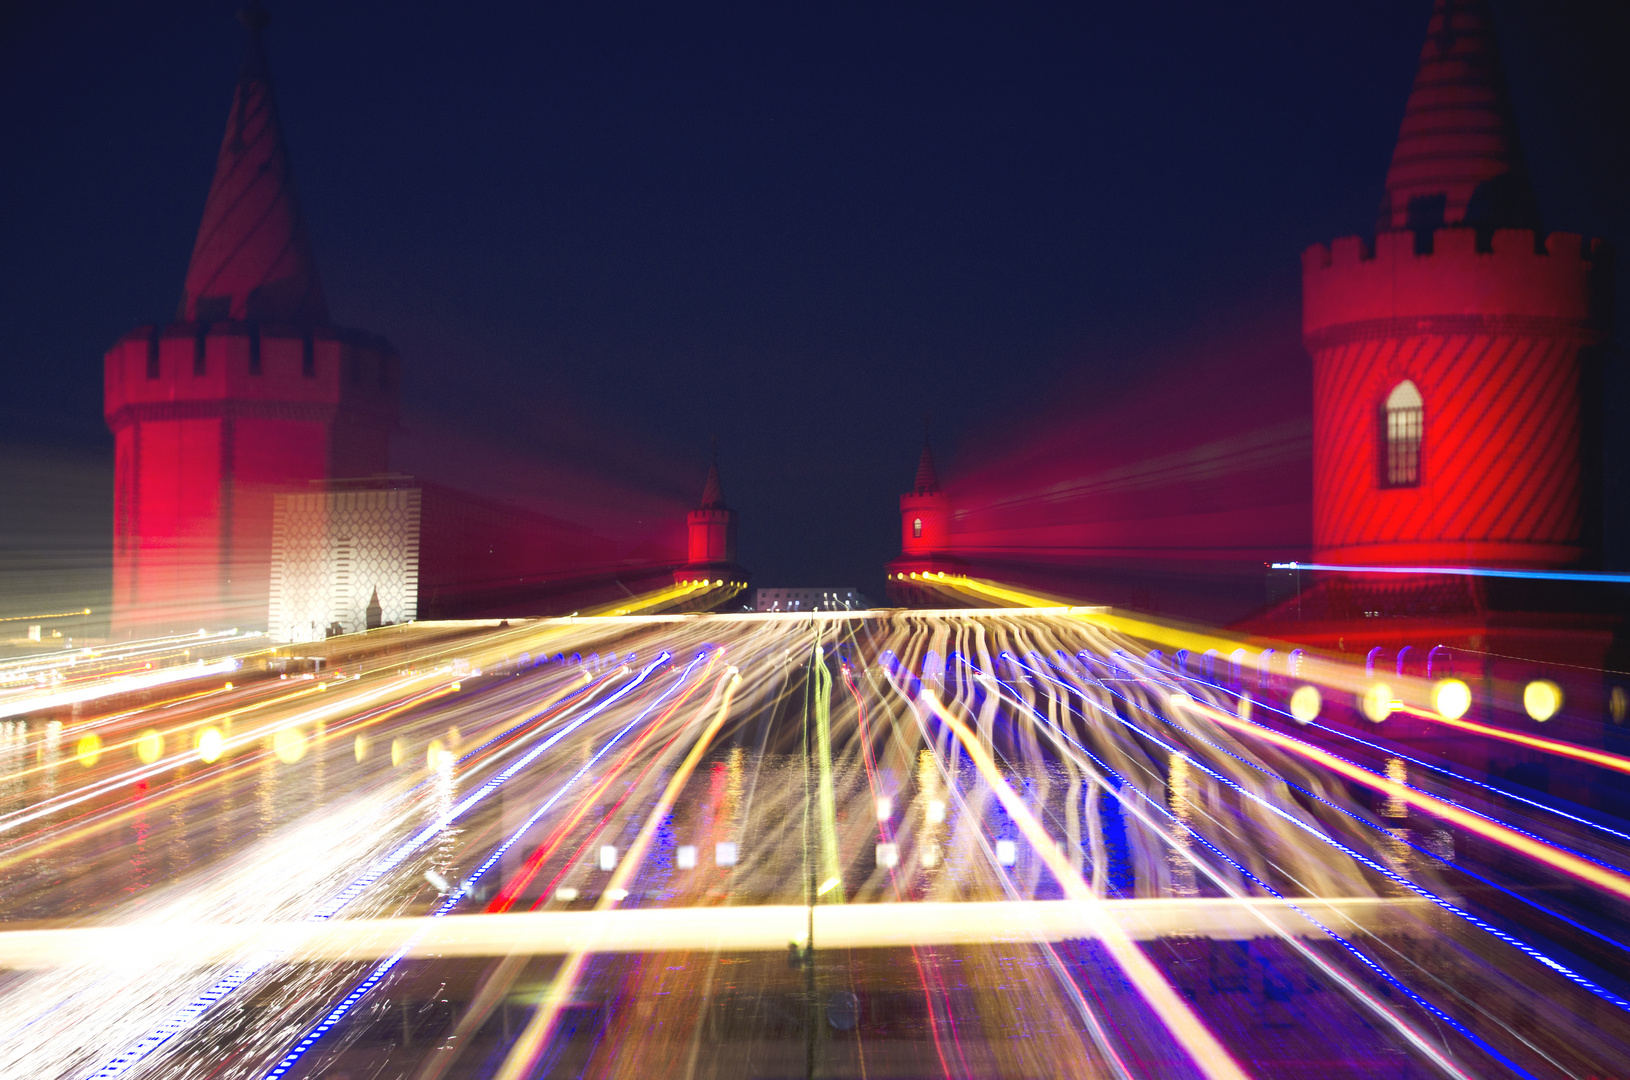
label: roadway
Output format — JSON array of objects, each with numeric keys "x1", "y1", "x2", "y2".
[{"x1": 0, "y1": 607, "x2": 1625, "y2": 1079}]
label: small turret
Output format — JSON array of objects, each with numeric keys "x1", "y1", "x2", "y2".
[
  {"x1": 885, "y1": 426, "x2": 963, "y2": 605},
  {"x1": 674, "y1": 447, "x2": 749, "y2": 600}
]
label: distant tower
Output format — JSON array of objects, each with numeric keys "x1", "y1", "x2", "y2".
[
  {"x1": 1305, "y1": 0, "x2": 1609, "y2": 569},
  {"x1": 103, "y1": 5, "x2": 398, "y2": 639},
  {"x1": 885, "y1": 427, "x2": 962, "y2": 605},
  {"x1": 674, "y1": 449, "x2": 748, "y2": 599}
]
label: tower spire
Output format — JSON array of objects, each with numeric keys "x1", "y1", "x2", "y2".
[
  {"x1": 1377, "y1": 0, "x2": 1539, "y2": 237},
  {"x1": 699, "y1": 438, "x2": 726, "y2": 510},
  {"x1": 913, "y1": 416, "x2": 940, "y2": 495},
  {"x1": 179, "y1": 3, "x2": 328, "y2": 324}
]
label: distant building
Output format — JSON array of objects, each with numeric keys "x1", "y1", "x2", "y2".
[
  {"x1": 673, "y1": 455, "x2": 749, "y2": 610},
  {"x1": 753, "y1": 588, "x2": 868, "y2": 613},
  {"x1": 268, "y1": 476, "x2": 679, "y2": 640},
  {"x1": 268, "y1": 480, "x2": 420, "y2": 642},
  {"x1": 884, "y1": 434, "x2": 964, "y2": 606}
]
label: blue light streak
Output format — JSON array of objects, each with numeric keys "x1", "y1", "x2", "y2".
[
  {"x1": 1019, "y1": 649, "x2": 1630, "y2": 1018},
  {"x1": 955, "y1": 652, "x2": 1542, "y2": 1079},
  {"x1": 1153, "y1": 666, "x2": 1630, "y2": 966},
  {"x1": 1271, "y1": 561, "x2": 1630, "y2": 584}
]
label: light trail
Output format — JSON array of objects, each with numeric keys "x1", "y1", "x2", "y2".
[
  {"x1": 897, "y1": 672, "x2": 1253, "y2": 1080},
  {"x1": 0, "y1": 897, "x2": 1437, "y2": 968},
  {"x1": 259, "y1": 648, "x2": 707, "y2": 1080},
  {"x1": 487, "y1": 660, "x2": 716, "y2": 912},
  {"x1": 1393, "y1": 701, "x2": 1630, "y2": 776},
  {"x1": 965, "y1": 648, "x2": 1535, "y2": 1078},
  {"x1": 86, "y1": 655, "x2": 673, "y2": 1079},
  {"x1": 0, "y1": 675, "x2": 448, "y2": 846},
  {"x1": 494, "y1": 662, "x2": 741, "y2": 1080},
  {"x1": 1177, "y1": 694, "x2": 1630, "y2": 903},
  {"x1": 0, "y1": 656, "x2": 241, "y2": 721},
  {"x1": 1, "y1": 605, "x2": 1625, "y2": 1078},
  {"x1": 1134, "y1": 660, "x2": 1630, "y2": 971},
  {"x1": 1032, "y1": 650, "x2": 1630, "y2": 1019},
  {"x1": 1270, "y1": 560, "x2": 1630, "y2": 584}
]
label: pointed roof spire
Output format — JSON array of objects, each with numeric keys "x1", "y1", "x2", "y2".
[
  {"x1": 179, "y1": 2, "x2": 328, "y2": 324},
  {"x1": 699, "y1": 438, "x2": 727, "y2": 509},
  {"x1": 1377, "y1": 0, "x2": 1539, "y2": 236},
  {"x1": 913, "y1": 416, "x2": 940, "y2": 494}
]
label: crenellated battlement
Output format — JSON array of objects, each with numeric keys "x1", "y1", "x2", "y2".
[
  {"x1": 1303, "y1": 228, "x2": 1609, "y2": 343},
  {"x1": 900, "y1": 490, "x2": 949, "y2": 511},
  {"x1": 104, "y1": 320, "x2": 399, "y2": 428}
]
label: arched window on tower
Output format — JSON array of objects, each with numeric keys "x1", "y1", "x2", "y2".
[
  {"x1": 1382, "y1": 380, "x2": 1423, "y2": 488},
  {"x1": 913, "y1": 518, "x2": 922, "y2": 538}
]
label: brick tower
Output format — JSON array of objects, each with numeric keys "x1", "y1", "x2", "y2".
[
  {"x1": 1306, "y1": 0, "x2": 1610, "y2": 569},
  {"x1": 674, "y1": 453, "x2": 748, "y2": 601},
  {"x1": 885, "y1": 433, "x2": 963, "y2": 605},
  {"x1": 104, "y1": 5, "x2": 398, "y2": 639}
]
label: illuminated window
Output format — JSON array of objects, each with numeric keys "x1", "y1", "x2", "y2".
[
  {"x1": 1382, "y1": 380, "x2": 1423, "y2": 488},
  {"x1": 913, "y1": 518, "x2": 922, "y2": 538}
]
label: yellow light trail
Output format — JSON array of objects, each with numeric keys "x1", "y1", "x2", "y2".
[
  {"x1": 0, "y1": 608, "x2": 91, "y2": 623},
  {"x1": 912, "y1": 685, "x2": 1253, "y2": 1080},
  {"x1": 1178, "y1": 695, "x2": 1630, "y2": 903},
  {"x1": 0, "y1": 898, "x2": 1431, "y2": 970},
  {"x1": 0, "y1": 679, "x2": 456, "y2": 871},
  {"x1": 952, "y1": 576, "x2": 1630, "y2": 783},
  {"x1": 0, "y1": 679, "x2": 330, "y2": 788},
  {"x1": 1394, "y1": 703, "x2": 1630, "y2": 777}
]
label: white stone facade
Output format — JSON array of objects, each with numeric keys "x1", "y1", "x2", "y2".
[{"x1": 268, "y1": 486, "x2": 421, "y2": 642}]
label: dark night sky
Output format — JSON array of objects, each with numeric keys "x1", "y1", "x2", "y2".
[{"x1": 3, "y1": 1, "x2": 1628, "y2": 605}]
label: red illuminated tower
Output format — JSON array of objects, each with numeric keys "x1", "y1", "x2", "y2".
[
  {"x1": 885, "y1": 433, "x2": 964, "y2": 605},
  {"x1": 103, "y1": 6, "x2": 398, "y2": 639},
  {"x1": 1244, "y1": 0, "x2": 1618, "y2": 772},
  {"x1": 1306, "y1": 0, "x2": 1609, "y2": 569},
  {"x1": 674, "y1": 453, "x2": 748, "y2": 598}
]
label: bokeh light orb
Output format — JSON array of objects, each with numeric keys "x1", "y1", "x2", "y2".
[
  {"x1": 76, "y1": 733, "x2": 102, "y2": 768},
  {"x1": 196, "y1": 727, "x2": 224, "y2": 764},
  {"x1": 1523, "y1": 680, "x2": 1562, "y2": 722},
  {"x1": 274, "y1": 726, "x2": 308, "y2": 764},
  {"x1": 1359, "y1": 683, "x2": 1394, "y2": 723},
  {"x1": 135, "y1": 729, "x2": 164, "y2": 764},
  {"x1": 1434, "y1": 679, "x2": 1472, "y2": 720},
  {"x1": 1289, "y1": 685, "x2": 1321, "y2": 723}
]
